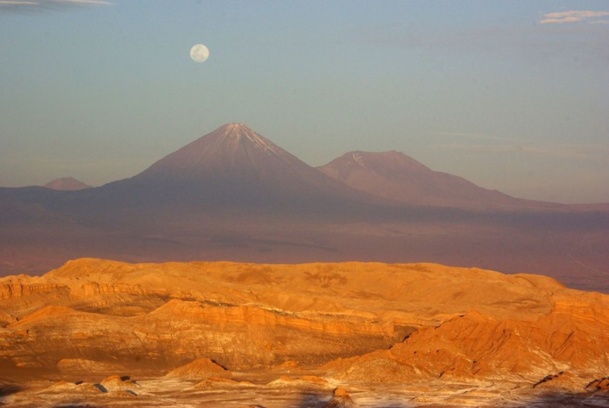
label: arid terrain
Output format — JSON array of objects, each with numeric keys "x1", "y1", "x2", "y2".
[
  {"x1": 2, "y1": 125, "x2": 609, "y2": 405},
  {"x1": 2, "y1": 259, "x2": 609, "y2": 407},
  {"x1": 4, "y1": 1, "x2": 609, "y2": 406}
]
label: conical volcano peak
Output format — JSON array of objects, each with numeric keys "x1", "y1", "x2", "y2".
[
  {"x1": 216, "y1": 123, "x2": 281, "y2": 155},
  {"x1": 222, "y1": 122, "x2": 250, "y2": 131},
  {"x1": 219, "y1": 122, "x2": 252, "y2": 136},
  {"x1": 131, "y1": 123, "x2": 316, "y2": 188}
]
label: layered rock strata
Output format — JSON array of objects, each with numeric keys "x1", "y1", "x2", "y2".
[{"x1": 1, "y1": 258, "x2": 608, "y2": 389}]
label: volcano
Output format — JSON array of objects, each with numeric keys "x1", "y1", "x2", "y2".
[
  {"x1": 318, "y1": 151, "x2": 558, "y2": 210},
  {"x1": 102, "y1": 123, "x2": 382, "y2": 213}
]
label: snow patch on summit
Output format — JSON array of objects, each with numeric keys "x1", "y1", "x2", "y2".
[
  {"x1": 245, "y1": 130, "x2": 282, "y2": 157},
  {"x1": 224, "y1": 123, "x2": 283, "y2": 157},
  {"x1": 351, "y1": 152, "x2": 367, "y2": 168},
  {"x1": 221, "y1": 123, "x2": 295, "y2": 167}
]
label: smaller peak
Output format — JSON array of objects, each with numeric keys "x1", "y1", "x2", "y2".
[{"x1": 43, "y1": 177, "x2": 91, "y2": 191}]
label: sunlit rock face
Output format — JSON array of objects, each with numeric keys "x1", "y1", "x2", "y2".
[{"x1": 1, "y1": 258, "x2": 609, "y2": 408}]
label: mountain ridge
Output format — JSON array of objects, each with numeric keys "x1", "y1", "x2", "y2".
[{"x1": 318, "y1": 150, "x2": 563, "y2": 210}]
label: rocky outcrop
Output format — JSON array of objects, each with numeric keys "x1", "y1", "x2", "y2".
[
  {"x1": 325, "y1": 303, "x2": 609, "y2": 384},
  {"x1": 165, "y1": 358, "x2": 230, "y2": 379},
  {"x1": 266, "y1": 375, "x2": 334, "y2": 390},
  {"x1": 0, "y1": 277, "x2": 66, "y2": 302},
  {"x1": 1, "y1": 302, "x2": 393, "y2": 372},
  {"x1": 1, "y1": 258, "x2": 608, "y2": 388},
  {"x1": 586, "y1": 377, "x2": 609, "y2": 392},
  {"x1": 324, "y1": 387, "x2": 357, "y2": 408},
  {"x1": 99, "y1": 375, "x2": 140, "y2": 393}
]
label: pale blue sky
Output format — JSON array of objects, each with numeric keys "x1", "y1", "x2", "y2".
[{"x1": 1, "y1": 0, "x2": 608, "y2": 203}]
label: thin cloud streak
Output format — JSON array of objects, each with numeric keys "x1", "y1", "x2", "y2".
[
  {"x1": 0, "y1": 0, "x2": 111, "y2": 11},
  {"x1": 539, "y1": 10, "x2": 609, "y2": 24}
]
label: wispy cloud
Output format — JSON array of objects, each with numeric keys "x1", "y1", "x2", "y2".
[
  {"x1": 0, "y1": 0, "x2": 111, "y2": 12},
  {"x1": 539, "y1": 10, "x2": 609, "y2": 25}
]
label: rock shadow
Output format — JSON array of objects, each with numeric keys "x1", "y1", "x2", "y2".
[
  {"x1": 290, "y1": 389, "x2": 609, "y2": 408},
  {"x1": 524, "y1": 390, "x2": 609, "y2": 407},
  {"x1": 294, "y1": 392, "x2": 330, "y2": 407},
  {"x1": 0, "y1": 384, "x2": 21, "y2": 405},
  {"x1": 93, "y1": 383, "x2": 108, "y2": 393}
]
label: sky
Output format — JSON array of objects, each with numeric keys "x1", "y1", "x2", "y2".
[{"x1": 1, "y1": 0, "x2": 608, "y2": 204}]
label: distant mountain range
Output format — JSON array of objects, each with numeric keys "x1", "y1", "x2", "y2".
[{"x1": 2, "y1": 123, "x2": 609, "y2": 291}]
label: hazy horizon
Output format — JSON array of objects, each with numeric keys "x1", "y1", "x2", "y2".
[{"x1": 1, "y1": 1, "x2": 608, "y2": 204}]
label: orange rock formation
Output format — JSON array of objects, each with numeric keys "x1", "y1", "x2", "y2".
[{"x1": 1, "y1": 258, "x2": 608, "y2": 392}]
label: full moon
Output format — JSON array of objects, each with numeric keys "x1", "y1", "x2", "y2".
[{"x1": 190, "y1": 44, "x2": 209, "y2": 63}]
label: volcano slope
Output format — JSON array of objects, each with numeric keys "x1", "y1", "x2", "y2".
[{"x1": 1, "y1": 259, "x2": 609, "y2": 407}]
